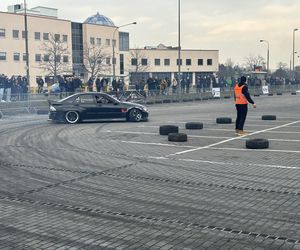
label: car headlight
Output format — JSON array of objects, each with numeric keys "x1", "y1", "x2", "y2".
[{"x1": 49, "y1": 105, "x2": 56, "y2": 111}]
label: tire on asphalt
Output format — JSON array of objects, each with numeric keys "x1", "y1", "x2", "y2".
[
  {"x1": 262, "y1": 115, "x2": 276, "y2": 120},
  {"x1": 246, "y1": 138, "x2": 269, "y2": 149},
  {"x1": 277, "y1": 92, "x2": 282, "y2": 95},
  {"x1": 268, "y1": 93, "x2": 273, "y2": 96},
  {"x1": 168, "y1": 133, "x2": 188, "y2": 142},
  {"x1": 128, "y1": 108, "x2": 143, "y2": 122},
  {"x1": 65, "y1": 111, "x2": 80, "y2": 124},
  {"x1": 185, "y1": 122, "x2": 203, "y2": 130},
  {"x1": 216, "y1": 117, "x2": 232, "y2": 124},
  {"x1": 224, "y1": 96, "x2": 231, "y2": 99},
  {"x1": 159, "y1": 125, "x2": 179, "y2": 135},
  {"x1": 254, "y1": 94, "x2": 260, "y2": 97},
  {"x1": 291, "y1": 92, "x2": 297, "y2": 95}
]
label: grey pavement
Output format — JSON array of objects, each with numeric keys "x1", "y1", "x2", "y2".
[{"x1": 0, "y1": 93, "x2": 299, "y2": 249}]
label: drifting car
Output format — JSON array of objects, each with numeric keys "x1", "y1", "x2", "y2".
[{"x1": 48, "y1": 92, "x2": 149, "y2": 124}]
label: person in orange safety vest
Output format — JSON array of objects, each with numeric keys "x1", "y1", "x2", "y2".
[{"x1": 234, "y1": 76, "x2": 256, "y2": 135}]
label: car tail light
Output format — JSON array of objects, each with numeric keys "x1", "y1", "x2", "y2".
[{"x1": 121, "y1": 108, "x2": 127, "y2": 113}]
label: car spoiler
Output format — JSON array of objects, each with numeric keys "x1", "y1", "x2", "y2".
[{"x1": 48, "y1": 100, "x2": 61, "y2": 106}]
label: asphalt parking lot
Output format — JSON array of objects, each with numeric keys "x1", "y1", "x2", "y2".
[{"x1": 0, "y1": 94, "x2": 300, "y2": 250}]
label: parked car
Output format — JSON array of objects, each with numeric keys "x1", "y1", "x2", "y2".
[{"x1": 48, "y1": 92, "x2": 149, "y2": 124}]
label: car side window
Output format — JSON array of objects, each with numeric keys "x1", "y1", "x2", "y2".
[
  {"x1": 95, "y1": 95, "x2": 111, "y2": 104},
  {"x1": 75, "y1": 95, "x2": 95, "y2": 104}
]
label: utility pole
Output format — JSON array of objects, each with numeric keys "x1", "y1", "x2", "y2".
[
  {"x1": 292, "y1": 28, "x2": 298, "y2": 72},
  {"x1": 178, "y1": 0, "x2": 181, "y2": 95},
  {"x1": 24, "y1": 0, "x2": 30, "y2": 86}
]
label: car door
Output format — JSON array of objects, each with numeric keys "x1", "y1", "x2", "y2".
[
  {"x1": 95, "y1": 94, "x2": 126, "y2": 119},
  {"x1": 75, "y1": 94, "x2": 99, "y2": 119}
]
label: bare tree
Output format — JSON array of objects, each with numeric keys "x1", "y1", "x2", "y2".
[
  {"x1": 83, "y1": 44, "x2": 109, "y2": 80},
  {"x1": 244, "y1": 54, "x2": 265, "y2": 71},
  {"x1": 39, "y1": 33, "x2": 72, "y2": 81},
  {"x1": 129, "y1": 49, "x2": 150, "y2": 73}
]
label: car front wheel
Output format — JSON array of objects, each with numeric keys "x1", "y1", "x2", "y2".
[
  {"x1": 128, "y1": 108, "x2": 143, "y2": 122},
  {"x1": 65, "y1": 111, "x2": 80, "y2": 124}
]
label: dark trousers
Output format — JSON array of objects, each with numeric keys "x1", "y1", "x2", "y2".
[{"x1": 235, "y1": 104, "x2": 248, "y2": 130}]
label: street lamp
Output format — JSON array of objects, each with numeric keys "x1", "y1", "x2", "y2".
[
  {"x1": 292, "y1": 28, "x2": 298, "y2": 72},
  {"x1": 112, "y1": 22, "x2": 137, "y2": 80},
  {"x1": 178, "y1": 0, "x2": 181, "y2": 94},
  {"x1": 260, "y1": 39, "x2": 269, "y2": 73},
  {"x1": 24, "y1": 0, "x2": 30, "y2": 86}
]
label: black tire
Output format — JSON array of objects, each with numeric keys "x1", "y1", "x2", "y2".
[
  {"x1": 268, "y1": 93, "x2": 273, "y2": 96},
  {"x1": 128, "y1": 108, "x2": 143, "y2": 122},
  {"x1": 168, "y1": 133, "x2": 188, "y2": 142},
  {"x1": 291, "y1": 92, "x2": 297, "y2": 95},
  {"x1": 65, "y1": 111, "x2": 80, "y2": 124},
  {"x1": 262, "y1": 115, "x2": 276, "y2": 120},
  {"x1": 246, "y1": 138, "x2": 269, "y2": 149},
  {"x1": 185, "y1": 122, "x2": 203, "y2": 130},
  {"x1": 159, "y1": 125, "x2": 179, "y2": 135},
  {"x1": 224, "y1": 96, "x2": 231, "y2": 99},
  {"x1": 254, "y1": 94, "x2": 260, "y2": 97},
  {"x1": 216, "y1": 117, "x2": 232, "y2": 124},
  {"x1": 277, "y1": 92, "x2": 282, "y2": 95}
]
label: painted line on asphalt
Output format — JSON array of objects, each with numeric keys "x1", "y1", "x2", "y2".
[
  {"x1": 120, "y1": 140, "x2": 194, "y2": 148},
  {"x1": 211, "y1": 147, "x2": 300, "y2": 154},
  {"x1": 167, "y1": 120, "x2": 300, "y2": 156}
]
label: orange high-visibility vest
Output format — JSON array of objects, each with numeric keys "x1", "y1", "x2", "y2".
[{"x1": 234, "y1": 84, "x2": 248, "y2": 104}]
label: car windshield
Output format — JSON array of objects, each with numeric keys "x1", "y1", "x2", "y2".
[{"x1": 58, "y1": 94, "x2": 77, "y2": 103}]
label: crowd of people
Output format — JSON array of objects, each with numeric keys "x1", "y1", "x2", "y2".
[{"x1": 0, "y1": 74, "x2": 29, "y2": 102}]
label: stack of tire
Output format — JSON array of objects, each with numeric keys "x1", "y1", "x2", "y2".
[{"x1": 159, "y1": 125, "x2": 187, "y2": 142}]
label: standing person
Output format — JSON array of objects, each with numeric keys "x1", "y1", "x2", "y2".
[
  {"x1": 234, "y1": 76, "x2": 256, "y2": 135},
  {"x1": 95, "y1": 77, "x2": 101, "y2": 92},
  {"x1": 0, "y1": 74, "x2": 5, "y2": 102}
]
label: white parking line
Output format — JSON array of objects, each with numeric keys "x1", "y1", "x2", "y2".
[
  {"x1": 121, "y1": 140, "x2": 194, "y2": 148},
  {"x1": 167, "y1": 120, "x2": 300, "y2": 156},
  {"x1": 211, "y1": 147, "x2": 300, "y2": 154}
]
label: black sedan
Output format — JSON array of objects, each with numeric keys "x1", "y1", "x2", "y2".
[{"x1": 48, "y1": 93, "x2": 149, "y2": 124}]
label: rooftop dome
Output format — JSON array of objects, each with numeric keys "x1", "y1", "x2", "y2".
[{"x1": 84, "y1": 12, "x2": 115, "y2": 26}]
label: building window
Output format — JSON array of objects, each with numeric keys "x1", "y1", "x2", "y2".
[
  {"x1": 141, "y1": 58, "x2": 148, "y2": 66},
  {"x1": 13, "y1": 53, "x2": 20, "y2": 61},
  {"x1": 96, "y1": 38, "x2": 101, "y2": 45},
  {"x1": 207, "y1": 59, "x2": 213, "y2": 65},
  {"x1": 120, "y1": 54, "x2": 124, "y2": 75},
  {"x1": 62, "y1": 35, "x2": 68, "y2": 42},
  {"x1": 112, "y1": 39, "x2": 116, "y2": 47},
  {"x1": 164, "y1": 58, "x2": 170, "y2": 66},
  {"x1": 106, "y1": 39, "x2": 110, "y2": 46},
  {"x1": 43, "y1": 33, "x2": 49, "y2": 40},
  {"x1": 176, "y1": 59, "x2": 182, "y2": 66},
  {"x1": 22, "y1": 30, "x2": 26, "y2": 39},
  {"x1": 186, "y1": 59, "x2": 192, "y2": 66},
  {"x1": 35, "y1": 54, "x2": 41, "y2": 62},
  {"x1": 106, "y1": 57, "x2": 111, "y2": 65},
  {"x1": 90, "y1": 37, "x2": 95, "y2": 45},
  {"x1": 0, "y1": 52, "x2": 7, "y2": 60},
  {"x1": 44, "y1": 54, "x2": 49, "y2": 62},
  {"x1": 0, "y1": 29, "x2": 5, "y2": 37},
  {"x1": 198, "y1": 59, "x2": 203, "y2": 65},
  {"x1": 34, "y1": 32, "x2": 41, "y2": 40},
  {"x1": 154, "y1": 59, "x2": 160, "y2": 66},
  {"x1": 131, "y1": 58, "x2": 137, "y2": 66},
  {"x1": 23, "y1": 53, "x2": 27, "y2": 61},
  {"x1": 13, "y1": 30, "x2": 19, "y2": 39},
  {"x1": 55, "y1": 55, "x2": 61, "y2": 62},
  {"x1": 63, "y1": 55, "x2": 69, "y2": 63},
  {"x1": 54, "y1": 34, "x2": 60, "y2": 42}
]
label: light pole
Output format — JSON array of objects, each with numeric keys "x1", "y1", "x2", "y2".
[
  {"x1": 178, "y1": 0, "x2": 181, "y2": 94},
  {"x1": 260, "y1": 39, "x2": 269, "y2": 73},
  {"x1": 292, "y1": 28, "x2": 298, "y2": 72},
  {"x1": 112, "y1": 22, "x2": 136, "y2": 80},
  {"x1": 24, "y1": 0, "x2": 30, "y2": 86}
]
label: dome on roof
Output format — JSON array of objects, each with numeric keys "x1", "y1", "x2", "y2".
[{"x1": 84, "y1": 12, "x2": 115, "y2": 26}]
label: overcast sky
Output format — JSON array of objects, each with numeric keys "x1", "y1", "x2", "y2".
[{"x1": 1, "y1": 0, "x2": 300, "y2": 69}]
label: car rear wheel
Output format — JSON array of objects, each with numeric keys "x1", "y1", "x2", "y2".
[
  {"x1": 65, "y1": 111, "x2": 80, "y2": 124},
  {"x1": 128, "y1": 108, "x2": 143, "y2": 122}
]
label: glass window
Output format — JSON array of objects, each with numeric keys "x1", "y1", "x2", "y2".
[
  {"x1": 44, "y1": 54, "x2": 49, "y2": 62},
  {"x1": 76, "y1": 95, "x2": 95, "y2": 104},
  {"x1": 35, "y1": 54, "x2": 41, "y2": 62},
  {"x1": 13, "y1": 53, "x2": 20, "y2": 61},
  {"x1": 63, "y1": 55, "x2": 69, "y2": 63},
  {"x1": 55, "y1": 55, "x2": 61, "y2": 62},
  {"x1": 186, "y1": 59, "x2": 192, "y2": 66},
  {"x1": 176, "y1": 59, "x2": 182, "y2": 66},
  {"x1": 96, "y1": 38, "x2": 101, "y2": 45},
  {"x1": 141, "y1": 58, "x2": 148, "y2": 66},
  {"x1": 155, "y1": 59, "x2": 160, "y2": 66},
  {"x1": 90, "y1": 37, "x2": 95, "y2": 45},
  {"x1": 198, "y1": 59, "x2": 203, "y2": 65},
  {"x1": 43, "y1": 33, "x2": 49, "y2": 40},
  {"x1": 207, "y1": 59, "x2": 213, "y2": 65},
  {"x1": 34, "y1": 32, "x2": 40, "y2": 40},
  {"x1": 131, "y1": 58, "x2": 137, "y2": 66},
  {"x1": 62, "y1": 35, "x2": 68, "y2": 42},
  {"x1": 164, "y1": 58, "x2": 170, "y2": 66},
  {"x1": 22, "y1": 30, "x2": 26, "y2": 39},
  {"x1": 13, "y1": 30, "x2": 19, "y2": 39},
  {"x1": 119, "y1": 32, "x2": 129, "y2": 51},
  {"x1": 23, "y1": 53, "x2": 27, "y2": 61},
  {"x1": 120, "y1": 54, "x2": 124, "y2": 75},
  {"x1": 55, "y1": 34, "x2": 60, "y2": 42},
  {"x1": 0, "y1": 52, "x2": 7, "y2": 60},
  {"x1": 0, "y1": 29, "x2": 5, "y2": 37},
  {"x1": 106, "y1": 57, "x2": 111, "y2": 65},
  {"x1": 106, "y1": 39, "x2": 110, "y2": 46}
]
